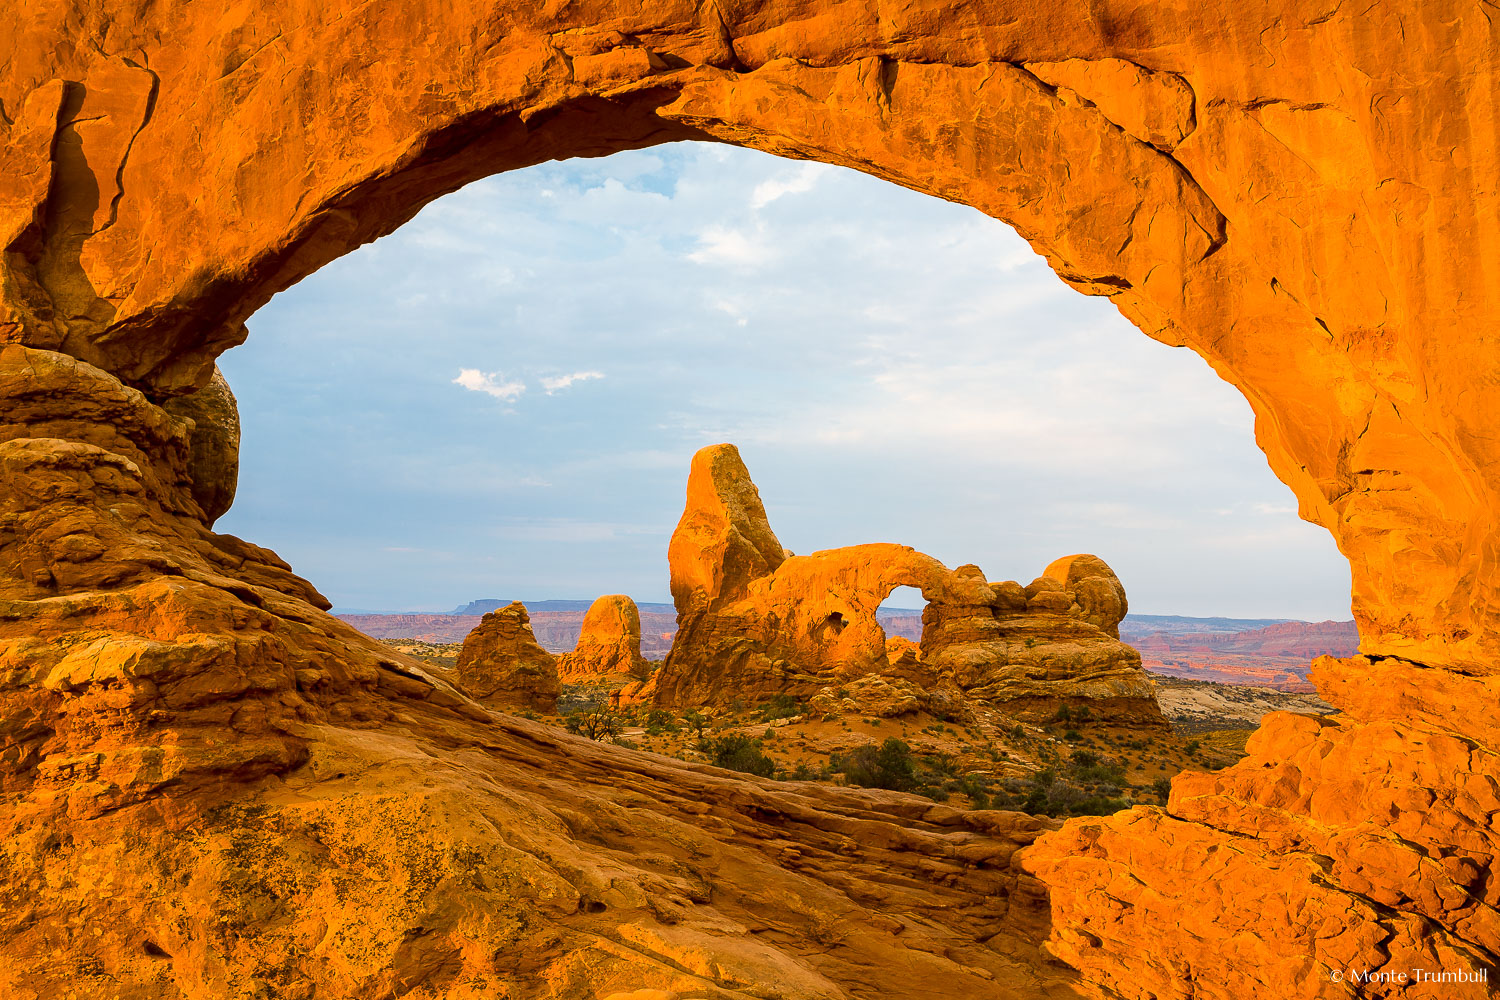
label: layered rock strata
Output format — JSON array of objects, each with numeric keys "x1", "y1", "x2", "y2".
[
  {"x1": 454, "y1": 601, "x2": 562, "y2": 713},
  {"x1": 3, "y1": 3, "x2": 1499, "y2": 997}
]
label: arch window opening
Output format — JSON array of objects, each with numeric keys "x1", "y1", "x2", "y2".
[{"x1": 216, "y1": 141, "x2": 1354, "y2": 817}]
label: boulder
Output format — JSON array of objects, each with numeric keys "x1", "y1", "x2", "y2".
[
  {"x1": 810, "y1": 674, "x2": 925, "y2": 718},
  {"x1": 454, "y1": 602, "x2": 560, "y2": 713},
  {"x1": 161, "y1": 366, "x2": 240, "y2": 525},
  {"x1": 1043, "y1": 554, "x2": 1128, "y2": 637}
]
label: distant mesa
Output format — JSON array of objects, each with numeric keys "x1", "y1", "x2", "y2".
[
  {"x1": 1130, "y1": 619, "x2": 1359, "y2": 691},
  {"x1": 653, "y1": 443, "x2": 1165, "y2": 726},
  {"x1": 455, "y1": 598, "x2": 610, "y2": 615},
  {"x1": 453, "y1": 602, "x2": 561, "y2": 713}
]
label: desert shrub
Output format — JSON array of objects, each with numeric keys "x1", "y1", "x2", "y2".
[
  {"x1": 1011, "y1": 724, "x2": 1026, "y2": 740},
  {"x1": 1063, "y1": 729, "x2": 1082, "y2": 742},
  {"x1": 645, "y1": 709, "x2": 679, "y2": 735},
  {"x1": 759, "y1": 693, "x2": 804, "y2": 722},
  {"x1": 833, "y1": 737, "x2": 920, "y2": 792},
  {"x1": 703, "y1": 735, "x2": 775, "y2": 777},
  {"x1": 1073, "y1": 760, "x2": 1128, "y2": 785},
  {"x1": 1184, "y1": 739, "x2": 1202, "y2": 755},
  {"x1": 790, "y1": 761, "x2": 819, "y2": 781},
  {"x1": 1152, "y1": 776, "x2": 1173, "y2": 802},
  {"x1": 1052, "y1": 705, "x2": 1073, "y2": 723},
  {"x1": 1017, "y1": 772, "x2": 1131, "y2": 818},
  {"x1": 1074, "y1": 704, "x2": 1092, "y2": 723},
  {"x1": 950, "y1": 773, "x2": 993, "y2": 809}
]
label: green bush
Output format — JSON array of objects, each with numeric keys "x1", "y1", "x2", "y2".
[
  {"x1": 759, "y1": 693, "x2": 804, "y2": 722},
  {"x1": 681, "y1": 709, "x2": 709, "y2": 739},
  {"x1": 645, "y1": 709, "x2": 679, "y2": 734},
  {"x1": 833, "y1": 737, "x2": 920, "y2": 792},
  {"x1": 1152, "y1": 776, "x2": 1173, "y2": 802},
  {"x1": 703, "y1": 734, "x2": 775, "y2": 777}
]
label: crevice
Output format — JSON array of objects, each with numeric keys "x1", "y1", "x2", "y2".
[
  {"x1": 877, "y1": 55, "x2": 898, "y2": 112},
  {"x1": 96, "y1": 62, "x2": 160, "y2": 236},
  {"x1": 216, "y1": 32, "x2": 284, "y2": 82}
]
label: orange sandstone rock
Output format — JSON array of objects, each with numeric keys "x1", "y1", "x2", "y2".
[
  {"x1": 3, "y1": 3, "x2": 1499, "y2": 997},
  {"x1": 657, "y1": 445, "x2": 1162, "y2": 724},
  {"x1": 454, "y1": 601, "x2": 561, "y2": 712},
  {"x1": 557, "y1": 593, "x2": 651, "y2": 681},
  {"x1": 668, "y1": 443, "x2": 786, "y2": 614}
]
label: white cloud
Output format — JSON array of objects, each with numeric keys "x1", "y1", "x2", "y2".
[
  {"x1": 711, "y1": 298, "x2": 750, "y2": 326},
  {"x1": 687, "y1": 225, "x2": 772, "y2": 266},
  {"x1": 453, "y1": 369, "x2": 525, "y2": 402},
  {"x1": 539, "y1": 370, "x2": 604, "y2": 394},
  {"x1": 751, "y1": 163, "x2": 831, "y2": 209}
]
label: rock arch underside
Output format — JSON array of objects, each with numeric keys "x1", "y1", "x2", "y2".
[{"x1": 1, "y1": 2, "x2": 1496, "y2": 998}]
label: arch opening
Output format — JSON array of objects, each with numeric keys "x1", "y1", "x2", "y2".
[{"x1": 217, "y1": 144, "x2": 1352, "y2": 836}]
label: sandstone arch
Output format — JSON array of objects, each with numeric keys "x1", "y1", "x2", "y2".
[{"x1": 2, "y1": 3, "x2": 1498, "y2": 998}]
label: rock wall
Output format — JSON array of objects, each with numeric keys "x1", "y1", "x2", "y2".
[
  {"x1": 3, "y1": 3, "x2": 1499, "y2": 997},
  {"x1": 453, "y1": 601, "x2": 561, "y2": 713}
]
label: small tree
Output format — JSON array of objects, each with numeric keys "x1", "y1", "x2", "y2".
[
  {"x1": 645, "y1": 709, "x2": 679, "y2": 735},
  {"x1": 682, "y1": 709, "x2": 709, "y2": 739},
  {"x1": 565, "y1": 707, "x2": 623, "y2": 741},
  {"x1": 1152, "y1": 776, "x2": 1173, "y2": 802}
]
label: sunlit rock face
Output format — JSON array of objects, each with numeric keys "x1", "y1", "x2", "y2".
[
  {"x1": 2, "y1": 2, "x2": 1498, "y2": 997},
  {"x1": 453, "y1": 601, "x2": 561, "y2": 712},
  {"x1": 656, "y1": 444, "x2": 1164, "y2": 724},
  {"x1": 556, "y1": 593, "x2": 651, "y2": 681}
]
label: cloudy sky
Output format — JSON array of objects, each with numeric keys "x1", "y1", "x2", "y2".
[{"x1": 217, "y1": 142, "x2": 1352, "y2": 620}]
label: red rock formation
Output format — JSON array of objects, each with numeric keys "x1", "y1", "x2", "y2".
[
  {"x1": 669, "y1": 444, "x2": 787, "y2": 614},
  {"x1": 3, "y1": 3, "x2": 1499, "y2": 997},
  {"x1": 453, "y1": 602, "x2": 561, "y2": 712},
  {"x1": 657, "y1": 446, "x2": 1162, "y2": 724},
  {"x1": 556, "y1": 593, "x2": 651, "y2": 681}
]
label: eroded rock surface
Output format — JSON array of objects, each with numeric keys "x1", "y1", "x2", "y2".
[
  {"x1": 3, "y1": 3, "x2": 1499, "y2": 997},
  {"x1": 657, "y1": 445, "x2": 1163, "y2": 725},
  {"x1": 557, "y1": 593, "x2": 651, "y2": 681},
  {"x1": 454, "y1": 602, "x2": 562, "y2": 713}
]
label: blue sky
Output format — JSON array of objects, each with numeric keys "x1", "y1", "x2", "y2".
[{"x1": 217, "y1": 142, "x2": 1352, "y2": 620}]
